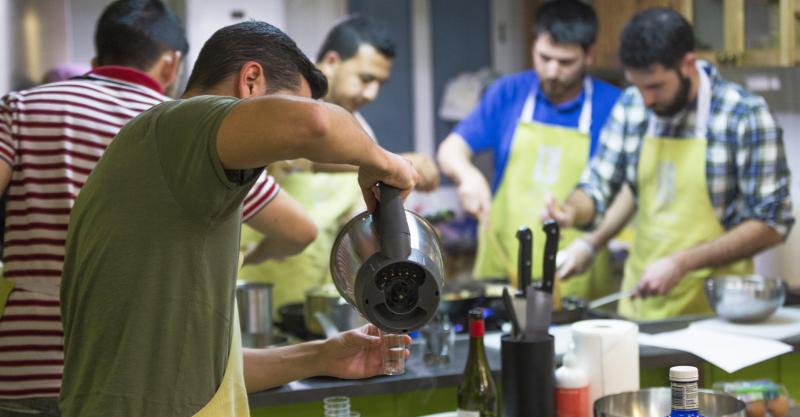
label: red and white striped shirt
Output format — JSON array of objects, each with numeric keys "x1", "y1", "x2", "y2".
[{"x1": 0, "y1": 67, "x2": 278, "y2": 398}]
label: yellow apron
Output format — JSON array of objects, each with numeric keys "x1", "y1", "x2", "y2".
[
  {"x1": 239, "y1": 172, "x2": 362, "y2": 314},
  {"x1": 473, "y1": 79, "x2": 615, "y2": 300},
  {"x1": 193, "y1": 300, "x2": 250, "y2": 416},
  {"x1": 619, "y1": 65, "x2": 752, "y2": 320},
  {"x1": 0, "y1": 278, "x2": 13, "y2": 317}
]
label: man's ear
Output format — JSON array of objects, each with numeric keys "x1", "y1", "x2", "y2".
[
  {"x1": 158, "y1": 51, "x2": 182, "y2": 88},
  {"x1": 584, "y1": 44, "x2": 595, "y2": 67},
  {"x1": 317, "y1": 50, "x2": 341, "y2": 76},
  {"x1": 237, "y1": 61, "x2": 267, "y2": 98},
  {"x1": 90, "y1": 57, "x2": 98, "y2": 69},
  {"x1": 680, "y1": 52, "x2": 697, "y2": 77}
]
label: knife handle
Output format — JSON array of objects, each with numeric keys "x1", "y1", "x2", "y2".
[
  {"x1": 541, "y1": 220, "x2": 559, "y2": 294},
  {"x1": 516, "y1": 226, "x2": 533, "y2": 295}
]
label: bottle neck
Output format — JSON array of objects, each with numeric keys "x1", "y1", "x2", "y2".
[
  {"x1": 467, "y1": 319, "x2": 486, "y2": 361},
  {"x1": 671, "y1": 379, "x2": 700, "y2": 414}
]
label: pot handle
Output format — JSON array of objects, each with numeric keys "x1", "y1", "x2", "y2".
[{"x1": 376, "y1": 183, "x2": 411, "y2": 260}]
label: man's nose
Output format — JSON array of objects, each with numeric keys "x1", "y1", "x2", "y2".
[{"x1": 362, "y1": 81, "x2": 380, "y2": 103}]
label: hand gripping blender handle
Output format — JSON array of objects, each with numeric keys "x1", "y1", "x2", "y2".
[{"x1": 377, "y1": 183, "x2": 411, "y2": 260}]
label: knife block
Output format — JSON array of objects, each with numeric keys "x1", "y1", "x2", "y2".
[{"x1": 501, "y1": 333, "x2": 555, "y2": 417}]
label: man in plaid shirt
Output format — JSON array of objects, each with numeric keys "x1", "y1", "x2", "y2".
[{"x1": 545, "y1": 8, "x2": 793, "y2": 320}]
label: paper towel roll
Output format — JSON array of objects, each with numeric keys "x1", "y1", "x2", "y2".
[{"x1": 571, "y1": 319, "x2": 639, "y2": 407}]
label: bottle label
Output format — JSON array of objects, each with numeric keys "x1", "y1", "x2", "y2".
[
  {"x1": 556, "y1": 386, "x2": 589, "y2": 417},
  {"x1": 671, "y1": 380, "x2": 699, "y2": 411},
  {"x1": 457, "y1": 409, "x2": 481, "y2": 417},
  {"x1": 469, "y1": 319, "x2": 484, "y2": 337}
]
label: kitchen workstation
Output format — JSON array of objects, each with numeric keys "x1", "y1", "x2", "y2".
[{"x1": 3, "y1": 0, "x2": 800, "y2": 417}]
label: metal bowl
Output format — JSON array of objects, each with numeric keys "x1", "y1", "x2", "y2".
[
  {"x1": 594, "y1": 388, "x2": 746, "y2": 417},
  {"x1": 705, "y1": 275, "x2": 786, "y2": 323}
]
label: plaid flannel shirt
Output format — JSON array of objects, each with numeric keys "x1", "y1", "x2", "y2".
[{"x1": 578, "y1": 61, "x2": 794, "y2": 238}]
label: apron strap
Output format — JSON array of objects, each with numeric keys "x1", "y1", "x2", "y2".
[
  {"x1": 520, "y1": 77, "x2": 593, "y2": 135},
  {"x1": 646, "y1": 61, "x2": 712, "y2": 138}
]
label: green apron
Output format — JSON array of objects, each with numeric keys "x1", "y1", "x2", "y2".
[
  {"x1": 619, "y1": 65, "x2": 752, "y2": 320},
  {"x1": 238, "y1": 172, "x2": 362, "y2": 314},
  {"x1": 473, "y1": 79, "x2": 615, "y2": 300}
]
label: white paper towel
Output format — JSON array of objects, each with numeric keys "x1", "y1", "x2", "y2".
[{"x1": 571, "y1": 319, "x2": 639, "y2": 407}]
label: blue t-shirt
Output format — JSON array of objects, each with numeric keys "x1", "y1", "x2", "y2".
[{"x1": 453, "y1": 70, "x2": 621, "y2": 192}]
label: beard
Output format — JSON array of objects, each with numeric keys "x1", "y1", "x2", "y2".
[
  {"x1": 540, "y1": 71, "x2": 585, "y2": 103},
  {"x1": 651, "y1": 72, "x2": 691, "y2": 117}
]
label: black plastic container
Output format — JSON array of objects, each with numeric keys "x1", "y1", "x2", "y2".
[{"x1": 500, "y1": 333, "x2": 555, "y2": 417}]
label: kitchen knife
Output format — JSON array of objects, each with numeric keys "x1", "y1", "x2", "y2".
[
  {"x1": 588, "y1": 288, "x2": 638, "y2": 310},
  {"x1": 524, "y1": 283, "x2": 552, "y2": 340},
  {"x1": 502, "y1": 286, "x2": 522, "y2": 339},
  {"x1": 540, "y1": 221, "x2": 559, "y2": 294},
  {"x1": 516, "y1": 226, "x2": 533, "y2": 295}
]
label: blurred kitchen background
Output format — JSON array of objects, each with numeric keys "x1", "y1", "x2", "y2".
[{"x1": 0, "y1": 0, "x2": 798, "y2": 287}]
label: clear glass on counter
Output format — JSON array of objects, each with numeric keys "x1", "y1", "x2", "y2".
[{"x1": 421, "y1": 312, "x2": 455, "y2": 366}]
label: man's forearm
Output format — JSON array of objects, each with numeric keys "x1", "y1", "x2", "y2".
[
  {"x1": 437, "y1": 134, "x2": 476, "y2": 184},
  {"x1": 564, "y1": 188, "x2": 597, "y2": 229},
  {"x1": 673, "y1": 220, "x2": 783, "y2": 273},
  {"x1": 242, "y1": 342, "x2": 325, "y2": 393},
  {"x1": 581, "y1": 184, "x2": 634, "y2": 248}
]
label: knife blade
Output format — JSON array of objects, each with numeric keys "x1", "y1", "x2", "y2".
[{"x1": 588, "y1": 288, "x2": 638, "y2": 310}]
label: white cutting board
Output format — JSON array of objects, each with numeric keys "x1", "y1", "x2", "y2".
[{"x1": 690, "y1": 307, "x2": 800, "y2": 340}]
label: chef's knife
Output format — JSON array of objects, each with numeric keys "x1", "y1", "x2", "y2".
[
  {"x1": 502, "y1": 287, "x2": 522, "y2": 339},
  {"x1": 588, "y1": 288, "x2": 638, "y2": 310},
  {"x1": 540, "y1": 220, "x2": 559, "y2": 294},
  {"x1": 516, "y1": 226, "x2": 533, "y2": 295}
]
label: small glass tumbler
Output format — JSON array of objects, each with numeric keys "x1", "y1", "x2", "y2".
[
  {"x1": 323, "y1": 395, "x2": 350, "y2": 417},
  {"x1": 381, "y1": 333, "x2": 407, "y2": 375}
]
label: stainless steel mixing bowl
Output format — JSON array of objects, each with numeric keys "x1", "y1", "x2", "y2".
[
  {"x1": 705, "y1": 275, "x2": 786, "y2": 323},
  {"x1": 594, "y1": 388, "x2": 746, "y2": 417}
]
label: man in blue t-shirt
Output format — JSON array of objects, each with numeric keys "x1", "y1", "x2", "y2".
[{"x1": 438, "y1": 0, "x2": 628, "y2": 301}]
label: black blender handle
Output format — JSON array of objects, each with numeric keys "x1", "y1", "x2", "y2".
[
  {"x1": 541, "y1": 220, "x2": 560, "y2": 294},
  {"x1": 376, "y1": 183, "x2": 411, "y2": 260},
  {"x1": 516, "y1": 226, "x2": 533, "y2": 295}
]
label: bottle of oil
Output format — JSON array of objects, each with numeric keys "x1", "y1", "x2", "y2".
[
  {"x1": 668, "y1": 366, "x2": 705, "y2": 417},
  {"x1": 457, "y1": 308, "x2": 498, "y2": 417}
]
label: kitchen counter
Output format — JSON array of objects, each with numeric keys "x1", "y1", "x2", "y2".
[{"x1": 249, "y1": 329, "x2": 800, "y2": 408}]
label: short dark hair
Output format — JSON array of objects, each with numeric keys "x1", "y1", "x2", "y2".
[
  {"x1": 619, "y1": 8, "x2": 695, "y2": 69},
  {"x1": 95, "y1": 0, "x2": 189, "y2": 70},
  {"x1": 185, "y1": 21, "x2": 328, "y2": 99},
  {"x1": 532, "y1": 0, "x2": 598, "y2": 51},
  {"x1": 315, "y1": 15, "x2": 396, "y2": 63}
]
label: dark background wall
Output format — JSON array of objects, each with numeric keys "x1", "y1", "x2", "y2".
[{"x1": 348, "y1": 0, "x2": 414, "y2": 154}]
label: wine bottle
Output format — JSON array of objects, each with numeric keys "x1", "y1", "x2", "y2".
[
  {"x1": 667, "y1": 366, "x2": 705, "y2": 417},
  {"x1": 457, "y1": 308, "x2": 498, "y2": 417}
]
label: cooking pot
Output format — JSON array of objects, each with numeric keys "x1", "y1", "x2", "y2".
[
  {"x1": 304, "y1": 284, "x2": 366, "y2": 337},
  {"x1": 236, "y1": 281, "x2": 275, "y2": 347}
]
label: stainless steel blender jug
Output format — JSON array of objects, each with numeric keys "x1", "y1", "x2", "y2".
[{"x1": 330, "y1": 184, "x2": 444, "y2": 334}]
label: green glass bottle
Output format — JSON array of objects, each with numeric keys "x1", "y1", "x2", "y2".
[{"x1": 457, "y1": 308, "x2": 498, "y2": 417}]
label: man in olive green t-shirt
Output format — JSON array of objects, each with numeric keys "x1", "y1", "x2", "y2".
[{"x1": 60, "y1": 21, "x2": 418, "y2": 417}]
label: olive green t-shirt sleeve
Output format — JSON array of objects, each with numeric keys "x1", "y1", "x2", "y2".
[{"x1": 153, "y1": 95, "x2": 262, "y2": 220}]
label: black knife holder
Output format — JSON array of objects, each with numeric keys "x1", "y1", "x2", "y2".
[{"x1": 501, "y1": 333, "x2": 555, "y2": 417}]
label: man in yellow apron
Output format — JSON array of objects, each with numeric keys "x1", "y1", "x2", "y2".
[
  {"x1": 58, "y1": 20, "x2": 417, "y2": 417},
  {"x1": 544, "y1": 8, "x2": 793, "y2": 320},
  {"x1": 438, "y1": 0, "x2": 625, "y2": 300},
  {"x1": 240, "y1": 15, "x2": 439, "y2": 315}
]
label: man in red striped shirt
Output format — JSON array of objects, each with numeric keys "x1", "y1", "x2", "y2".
[{"x1": 0, "y1": 1, "x2": 315, "y2": 414}]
